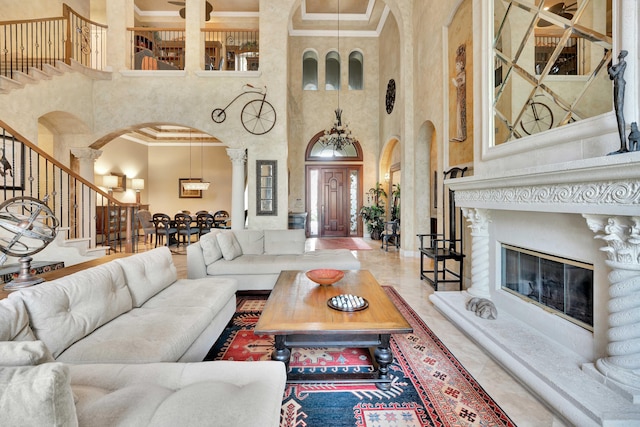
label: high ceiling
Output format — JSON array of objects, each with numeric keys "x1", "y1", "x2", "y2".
[
  {"x1": 130, "y1": 0, "x2": 387, "y2": 144},
  {"x1": 134, "y1": 0, "x2": 387, "y2": 33}
]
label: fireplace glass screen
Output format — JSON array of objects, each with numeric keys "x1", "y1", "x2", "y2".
[{"x1": 501, "y1": 244, "x2": 593, "y2": 330}]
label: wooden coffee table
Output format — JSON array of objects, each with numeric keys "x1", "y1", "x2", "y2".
[{"x1": 254, "y1": 270, "x2": 412, "y2": 390}]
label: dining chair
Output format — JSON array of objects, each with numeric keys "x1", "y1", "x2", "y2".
[
  {"x1": 196, "y1": 213, "x2": 215, "y2": 236},
  {"x1": 174, "y1": 213, "x2": 200, "y2": 247},
  {"x1": 152, "y1": 213, "x2": 177, "y2": 248},
  {"x1": 213, "y1": 210, "x2": 230, "y2": 229},
  {"x1": 136, "y1": 209, "x2": 156, "y2": 245}
]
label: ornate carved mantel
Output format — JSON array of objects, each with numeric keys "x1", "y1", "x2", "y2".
[{"x1": 447, "y1": 156, "x2": 640, "y2": 402}]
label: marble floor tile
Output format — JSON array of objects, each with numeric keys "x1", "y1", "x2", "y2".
[{"x1": 167, "y1": 238, "x2": 567, "y2": 426}]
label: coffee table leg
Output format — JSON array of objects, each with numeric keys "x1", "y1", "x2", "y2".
[
  {"x1": 374, "y1": 334, "x2": 393, "y2": 390},
  {"x1": 272, "y1": 335, "x2": 291, "y2": 366}
]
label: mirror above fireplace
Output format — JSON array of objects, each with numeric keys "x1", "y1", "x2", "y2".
[{"x1": 493, "y1": 0, "x2": 613, "y2": 145}]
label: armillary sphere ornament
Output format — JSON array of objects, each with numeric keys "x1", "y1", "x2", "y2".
[{"x1": 0, "y1": 195, "x2": 59, "y2": 290}]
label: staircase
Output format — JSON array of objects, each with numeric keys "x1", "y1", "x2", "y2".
[
  {"x1": 0, "y1": 123, "x2": 141, "y2": 269},
  {"x1": 0, "y1": 6, "x2": 130, "y2": 269},
  {"x1": 0, "y1": 59, "x2": 110, "y2": 94},
  {"x1": 1, "y1": 4, "x2": 108, "y2": 93}
]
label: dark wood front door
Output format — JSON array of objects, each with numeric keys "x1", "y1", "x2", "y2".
[{"x1": 321, "y1": 168, "x2": 348, "y2": 237}]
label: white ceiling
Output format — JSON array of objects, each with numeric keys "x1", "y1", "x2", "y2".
[
  {"x1": 131, "y1": 0, "x2": 388, "y2": 143},
  {"x1": 134, "y1": 0, "x2": 387, "y2": 33}
]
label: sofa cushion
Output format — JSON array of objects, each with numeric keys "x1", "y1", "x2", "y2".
[
  {"x1": 0, "y1": 297, "x2": 35, "y2": 341},
  {"x1": 69, "y1": 361, "x2": 286, "y2": 427},
  {"x1": 206, "y1": 249, "x2": 361, "y2": 276},
  {"x1": 0, "y1": 341, "x2": 54, "y2": 367},
  {"x1": 13, "y1": 261, "x2": 132, "y2": 358},
  {"x1": 0, "y1": 363, "x2": 78, "y2": 427},
  {"x1": 199, "y1": 230, "x2": 223, "y2": 265},
  {"x1": 217, "y1": 231, "x2": 243, "y2": 261},
  {"x1": 207, "y1": 254, "x2": 299, "y2": 275},
  {"x1": 56, "y1": 278, "x2": 236, "y2": 364},
  {"x1": 115, "y1": 247, "x2": 177, "y2": 307},
  {"x1": 233, "y1": 230, "x2": 265, "y2": 254},
  {"x1": 264, "y1": 229, "x2": 306, "y2": 254},
  {"x1": 56, "y1": 305, "x2": 213, "y2": 364}
]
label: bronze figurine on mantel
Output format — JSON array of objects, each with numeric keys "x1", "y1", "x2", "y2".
[{"x1": 608, "y1": 50, "x2": 630, "y2": 155}]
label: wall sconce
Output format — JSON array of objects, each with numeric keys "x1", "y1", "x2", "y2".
[
  {"x1": 103, "y1": 175, "x2": 119, "y2": 195},
  {"x1": 384, "y1": 172, "x2": 390, "y2": 183},
  {"x1": 131, "y1": 178, "x2": 145, "y2": 204}
]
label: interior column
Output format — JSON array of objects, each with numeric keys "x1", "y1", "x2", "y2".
[
  {"x1": 584, "y1": 214, "x2": 640, "y2": 401},
  {"x1": 226, "y1": 148, "x2": 246, "y2": 230},
  {"x1": 70, "y1": 147, "x2": 102, "y2": 243},
  {"x1": 184, "y1": 0, "x2": 202, "y2": 72}
]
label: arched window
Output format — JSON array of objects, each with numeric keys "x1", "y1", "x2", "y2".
[
  {"x1": 302, "y1": 51, "x2": 318, "y2": 90},
  {"x1": 305, "y1": 131, "x2": 363, "y2": 160},
  {"x1": 348, "y1": 51, "x2": 363, "y2": 90},
  {"x1": 325, "y1": 51, "x2": 340, "y2": 90}
]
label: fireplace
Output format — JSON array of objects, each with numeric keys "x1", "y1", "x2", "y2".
[{"x1": 501, "y1": 244, "x2": 594, "y2": 329}]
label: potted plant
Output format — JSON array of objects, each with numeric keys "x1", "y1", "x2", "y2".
[
  {"x1": 390, "y1": 183, "x2": 400, "y2": 222},
  {"x1": 360, "y1": 182, "x2": 387, "y2": 240}
]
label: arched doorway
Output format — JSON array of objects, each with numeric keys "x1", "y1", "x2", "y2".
[{"x1": 305, "y1": 132, "x2": 363, "y2": 237}]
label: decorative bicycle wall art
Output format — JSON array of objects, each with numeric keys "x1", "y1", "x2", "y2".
[{"x1": 211, "y1": 84, "x2": 276, "y2": 135}]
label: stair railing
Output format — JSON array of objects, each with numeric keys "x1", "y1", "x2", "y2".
[
  {"x1": 0, "y1": 121, "x2": 139, "y2": 254},
  {"x1": 0, "y1": 3, "x2": 107, "y2": 79}
]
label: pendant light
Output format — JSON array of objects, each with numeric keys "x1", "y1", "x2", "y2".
[
  {"x1": 318, "y1": 0, "x2": 359, "y2": 154},
  {"x1": 182, "y1": 128, "x2": 210, "y2": 191}
]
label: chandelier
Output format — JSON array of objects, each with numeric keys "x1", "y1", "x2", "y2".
[
  {"x1": 318, "y1": 108, "x2": 359, "y2": 153},
  {"x1": 317, "y1": 0, "x2": 359, "y2": 155}
]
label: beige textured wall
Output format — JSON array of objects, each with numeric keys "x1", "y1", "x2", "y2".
[
  {"x1": 0, "y1": 0, "x2": 88, "y2": 20},
  {"x1": 379, "y1": 12, "x2": 401, "y2": 163},
  {"x1": 92, "y1": 139, "x2": 232, "y2": 214},
  {"x1": 286, "y1": 34, "x2": 380, "y2": 210},
  {"x1": 447, "y1": 0, "x2": 474, "y2": 166},
  {"x1": 147, "y1": 145, "x2": 232, "y2": 215},
  {"x1": 94, "y1": 137, "x2": 148, "y2": 204}
]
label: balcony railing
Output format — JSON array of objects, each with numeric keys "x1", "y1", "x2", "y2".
[
  {"x1": 128, "y1": 27, "x2": 259, "y2": 71},
  {"x1": 130, "y1": 28, "x2": 186, "y2": 70},
  {"x1": 203, "y1": 29, "x2": 259, "y2": 71},
  {"x1": 63, "y1": 4, "x2": 108, "y2": 70},
  {"x1": 0, "y1": 3, "x2": 107, "y2": 79}
]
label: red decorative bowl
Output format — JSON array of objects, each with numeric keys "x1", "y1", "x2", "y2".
[{"x1": 306, "y1": 269, "x2": 345, "y2": 286}]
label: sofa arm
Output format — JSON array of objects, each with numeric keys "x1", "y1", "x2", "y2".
[{"x1": 186, "y1": 242, "x2": 207, "y2": 279}]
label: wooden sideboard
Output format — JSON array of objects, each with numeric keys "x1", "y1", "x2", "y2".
[{"x1": 0, "y1": 253, "x2": 130, "y2": 300}]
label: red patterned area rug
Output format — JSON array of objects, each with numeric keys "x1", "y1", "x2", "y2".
[
  {"x1": 204, "y1": 287, "x2": 515, "y2": 427},
  {"x1": 308, "y1": 237, "x2": 373, "y2": 251}
]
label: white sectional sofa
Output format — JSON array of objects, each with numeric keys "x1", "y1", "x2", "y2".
[
  {"x1": 187, "y1": 229, "x2": 362, "y2": 291},
  {"x1": 0, "y1": 247, "x2": 286, "y2": 427}
]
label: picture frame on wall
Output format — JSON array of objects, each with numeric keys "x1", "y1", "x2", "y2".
[
  {"x1": 110, "y1": 172, "x2": 127, "y2": 192},
  {"x1": 179, "y1": 178, "x2": 203, "y2": 198},
  {"x1": 256, "y1": 160, "x2": 277, "y2": 216},
  {"x1": 0, "y1": 137, "x2": 25, "y2": 190}
]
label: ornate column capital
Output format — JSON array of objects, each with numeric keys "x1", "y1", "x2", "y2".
[
  {"x1": 226, "y1": 148, "x2": 247, "y2": 164},
  {"x1": 70, "y1": 147, "x2": 102, "y2": 161},
  {"x1": 461, "y1": 207, "x2": 491, "y2": 235},
  {"x1": 584, "y1": 215, "x2": 640, "y2": 265}
]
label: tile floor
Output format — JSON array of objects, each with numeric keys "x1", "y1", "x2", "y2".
[{"x1": 167, "y1": 238, "x2": 567, "y2": 427}]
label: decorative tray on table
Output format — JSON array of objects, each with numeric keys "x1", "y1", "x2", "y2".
[{"x1": 327, "y1": 294, "x2": 369, "y2": 312}]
